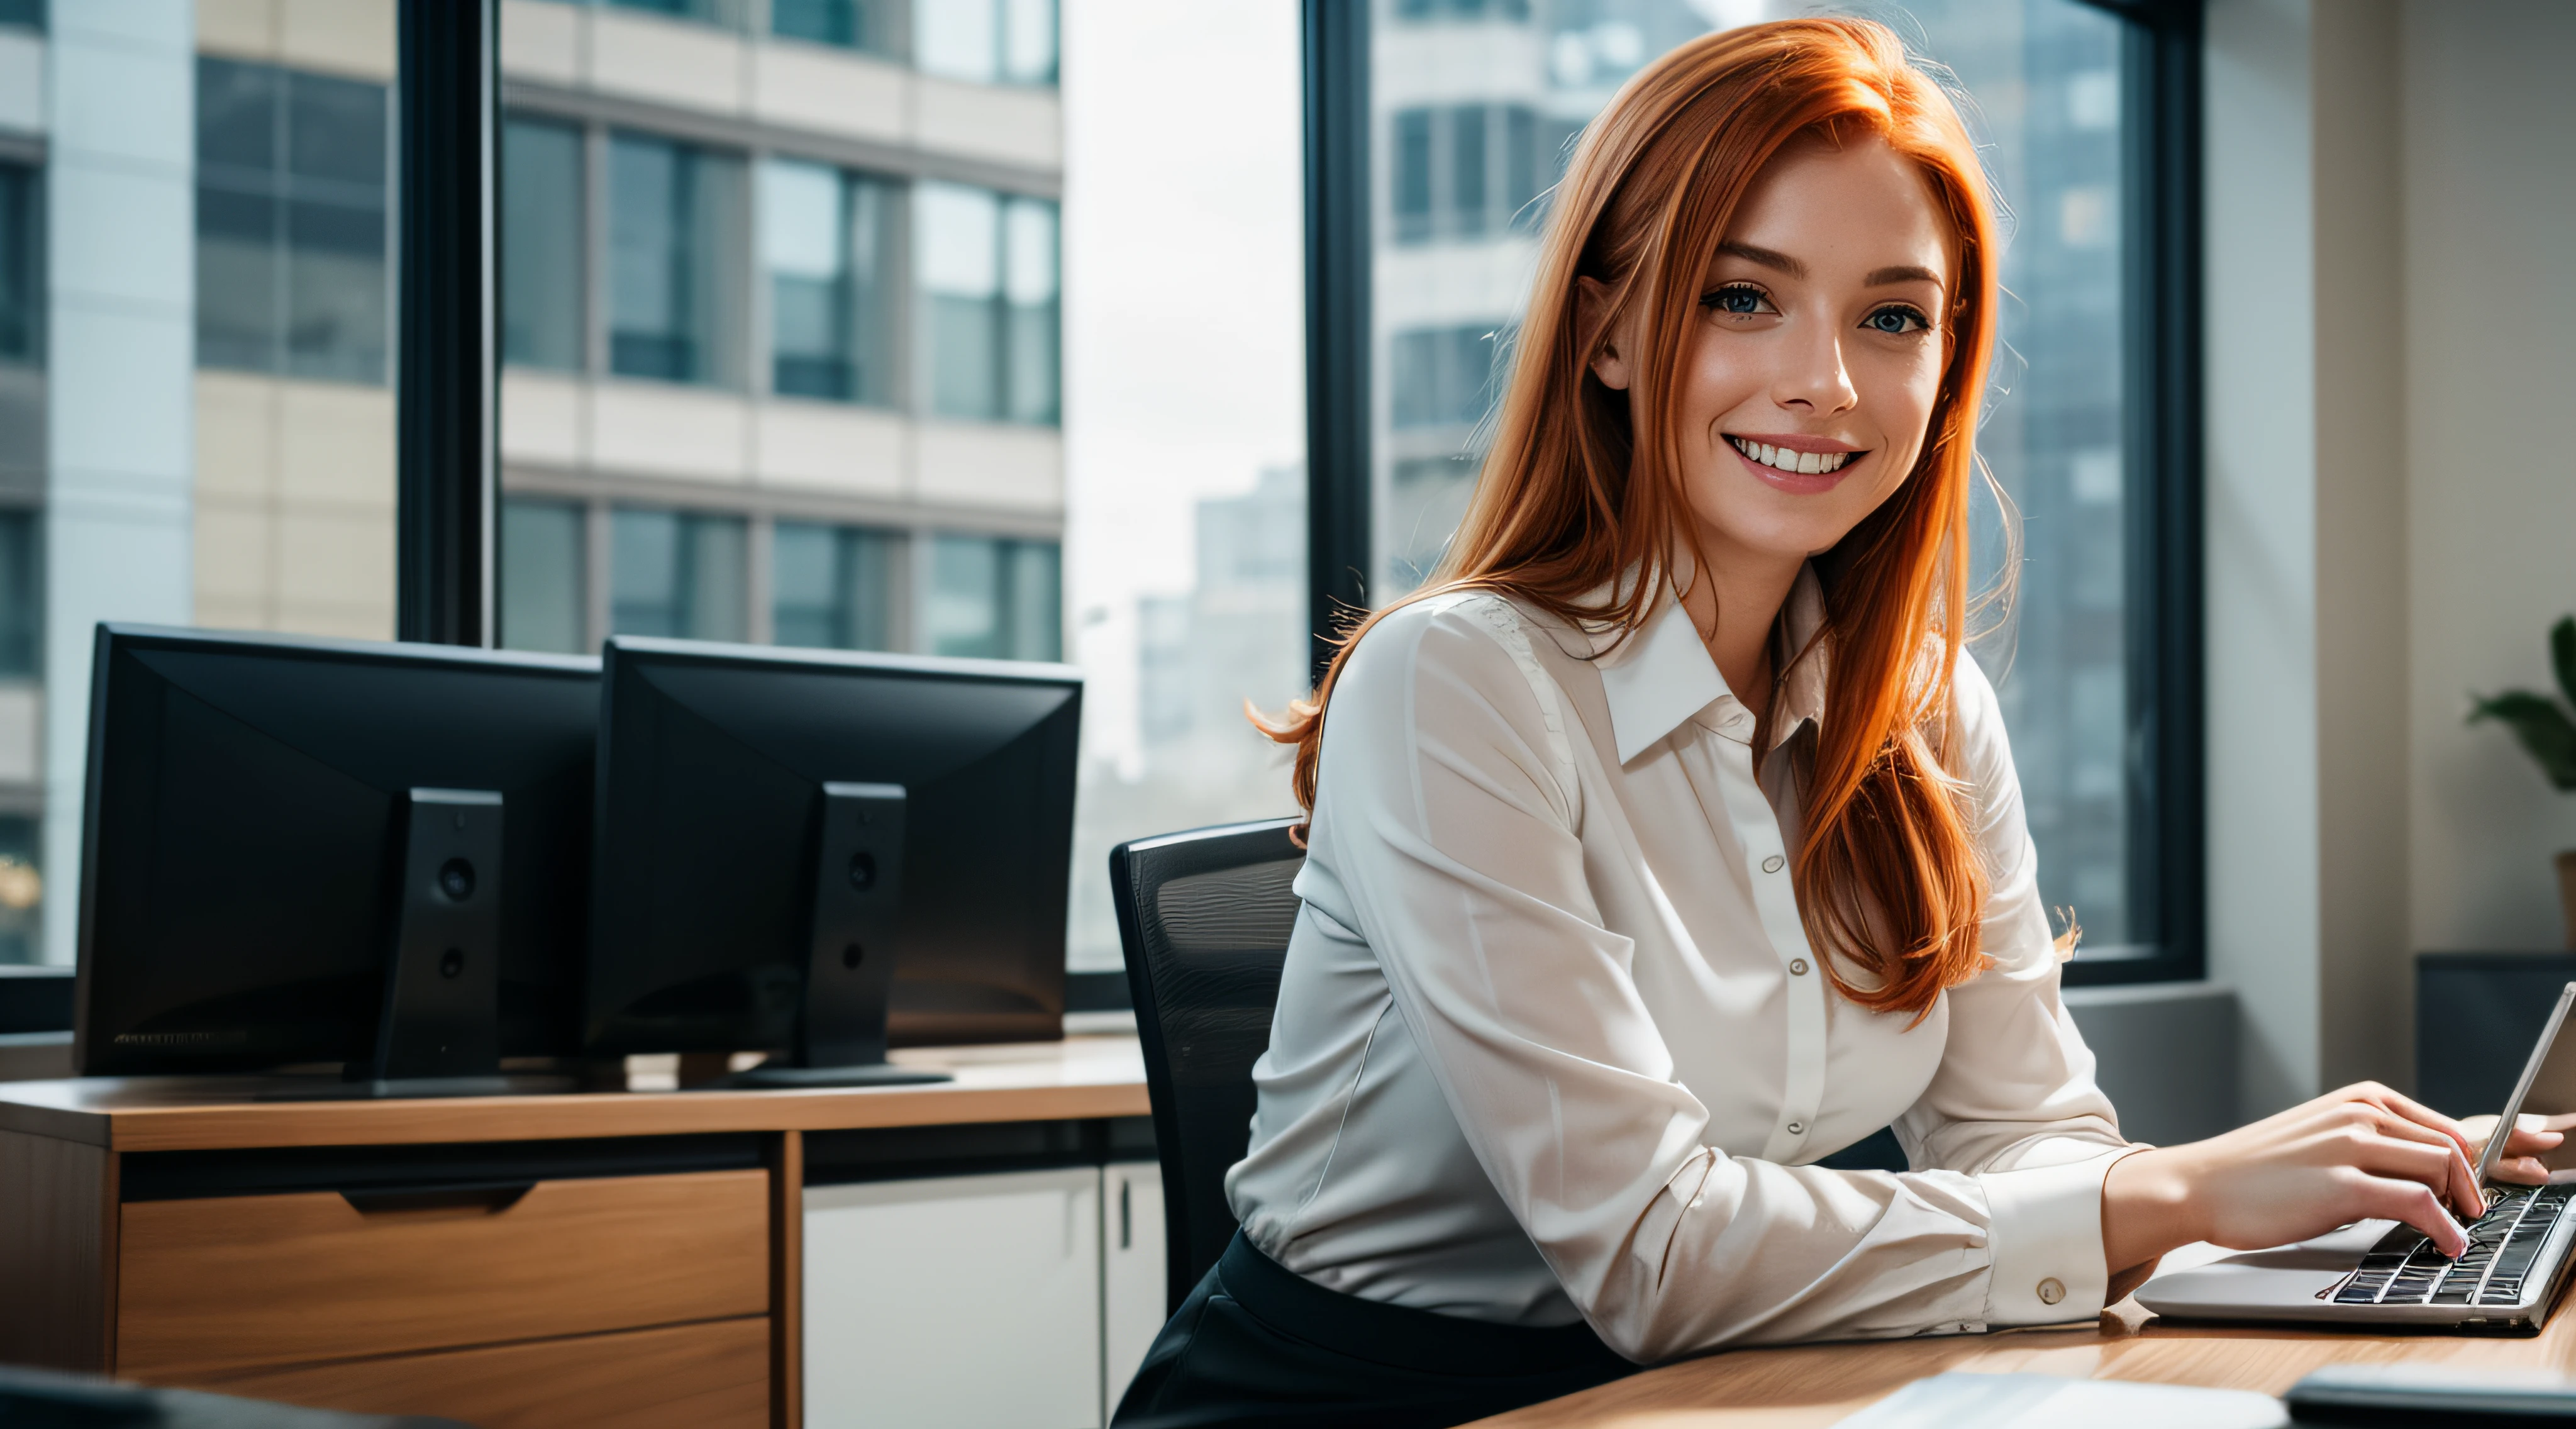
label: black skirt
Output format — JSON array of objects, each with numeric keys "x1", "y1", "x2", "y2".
[{"x1": 1111, "y1": 1232, "x2": 1638, "y2": 1429}]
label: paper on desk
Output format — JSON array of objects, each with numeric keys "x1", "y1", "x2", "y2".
[{"x1": 1831, "y1": 1372, "x2": 2287, "y2": 1428}]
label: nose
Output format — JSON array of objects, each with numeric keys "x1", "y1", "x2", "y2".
[{"x1": 1774, "y1": 315, "x2": 1858, "y2": 416}]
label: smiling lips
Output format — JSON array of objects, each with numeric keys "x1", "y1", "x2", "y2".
[{"x1": 1727, "y1": 435, "x2": 1860, "y2": 477}]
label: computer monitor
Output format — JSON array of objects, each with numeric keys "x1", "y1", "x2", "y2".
[
  {"x1": 584, "y1": 637, "x2": 1080, "y2": 1087},
  {"x1": 76, "y1": 625, "x2": 599, "y2": 1091}
]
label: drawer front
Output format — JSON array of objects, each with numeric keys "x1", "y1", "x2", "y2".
[
  {"x1": 119, "y1": 1169, "x2": 770, "y2": 1378},
  {"x1": 196, "y1": 1316, "x2": 770, "y2": 1429}
]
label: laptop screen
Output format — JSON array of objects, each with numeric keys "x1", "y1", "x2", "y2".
[{"x1": 2479, "y1": 982, "x2": 2576, "y2": 1182}]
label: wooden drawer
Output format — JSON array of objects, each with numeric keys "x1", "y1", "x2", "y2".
[
  {"x1": 196, "y1": 1316, "x2": 769, "y2": 1429},
  {"x1": 118, "y1": 1169, "x2": 770, "y2": 1379}
]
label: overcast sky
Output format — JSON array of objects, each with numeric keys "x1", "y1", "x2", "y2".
[{"x1": 1060, "y1": 0, "x2": 1307, "y2": 774}]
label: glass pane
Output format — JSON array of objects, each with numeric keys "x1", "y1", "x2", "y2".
[
  {"x1": 0, "y1": 0, "x2": 42, "y2": 29},
  {"x1": 1060, "y1": 0, "x2": 1307, "y2": 970},
  {"x1": 763, "y1": 158, "x2": 850, "y2": 399},
  {"x1": 916, "y1": 0, "x2": 997, "y2": 82},
  {"x1": 772, "y1": 0, "x2": 858, "y2": 47},
  {"x1": 502, "y1": 118, "x2": 584, "y2": 370},
  {"x1": 1002, "y1": 0, "x2": 1058, "y2": 84},
  {"x1": 1863, "y1": 0, "x2": 2136, "y2": 945},
  {"x1": 194, "y1": 187, "x2": 278, "y2": 370},
  {"x1": 0, "y1": 814, "x2": 39, "y2": 965},
  {"x1": 774, "y1": 520, "x2": 897, "y2": 651},
  {"x1": 611, "y1": 507, "x2": 748, "y2": 640},
  {"x1": 917, "y1": 181, "x2": 1000, "y2": 419},
  {"x1": 609, "y1": 134, "x2": 739, "y2": 385},
  {"x1": 924, "y1": 534, "x2": 1058, "y2": 660},
  {"x1": 500, "y1": 499, "x2": 587, "y2": 654},
  {"x1": 0, "y1": 163, "x2": 29, "y2": 361},
  {"x1": 1003, "y1": 198, "x2": 1058, "y2": 423},
  {"x1": 284, "y1": 197, "x2": 387, "y2": 381},
  {"x1": 196, "y1": 57, "x2": 275, "y2": 175},
  {"x1": 286, "y1": 71, "x2": 387, "y2": 188},
  {"x1": 1367, "y1": 0, "x2": 2143, "y2": 947}
]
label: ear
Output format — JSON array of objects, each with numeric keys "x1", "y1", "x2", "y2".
[{"x1": 1575, "y1": 276, "x2": 1632, "y2": 391}]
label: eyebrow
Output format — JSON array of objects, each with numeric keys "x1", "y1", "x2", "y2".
[{"x1": 1713, "y1": 242, "x2": 1946, "y2": 291}]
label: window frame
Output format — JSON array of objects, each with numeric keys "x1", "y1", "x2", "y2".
[{"x1": 1299, "y1": 0, "x2": 2208, "y2": 986}]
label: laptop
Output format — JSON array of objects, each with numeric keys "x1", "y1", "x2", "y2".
[{"x1": 2137, "y1": 982, "x2": 2576, "y2": 1332}]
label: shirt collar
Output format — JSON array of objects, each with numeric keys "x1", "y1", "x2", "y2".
[{"x1": 1589, "y1": 562, "x2": 1832, "y2": 765}]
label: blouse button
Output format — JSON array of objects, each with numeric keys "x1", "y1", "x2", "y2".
[
  {"x1": 1789, "y1": 959, "x2": 1809, "y2": 976},
  {"x1": 2037, "y1": 1278, "x2": 2065, "y2": 1306},
  {"x1": 1761, "y1": 854, "x2": 1785, "y2": 874},
  {"x1": 1785, "y1": 1120, "x2": 1804, "y2": 1135}
]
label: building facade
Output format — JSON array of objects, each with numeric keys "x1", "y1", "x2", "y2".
[{"x1": 0, "y1": 0, "x2": 1067, "y2": 964}]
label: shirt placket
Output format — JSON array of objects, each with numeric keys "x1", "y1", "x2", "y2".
[{"x1": 1705, "y1": 711, "x2": 1826, "y2": 1165}]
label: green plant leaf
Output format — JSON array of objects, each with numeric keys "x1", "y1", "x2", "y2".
[
  {"x1": 2468, "y1": 691, "x2": 2576, "y2": 791},
  {"x1": 2553, "y1": 616, "x2": 2576, "y2": 710}
]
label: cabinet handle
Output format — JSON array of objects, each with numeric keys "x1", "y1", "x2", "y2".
[
  {"x1": 1119, "y1": 1179, "x2": 1132, "y2": 1250},
  {"x1": 340, "y1": 1181, "x2": 536, "y2": 1215}
]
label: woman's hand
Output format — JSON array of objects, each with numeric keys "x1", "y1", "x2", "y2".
[
  {"x1": 2101, "y1": 1082, "x2": 2504, "y2": 1274},
  {"x1": 2457, "y1": 1111, "x2": 2575, "y2": 1184}
]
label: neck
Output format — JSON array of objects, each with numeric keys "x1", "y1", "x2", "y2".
[{"x1": 1674, "y1": 537, "x2": 1804, "y2": 718}]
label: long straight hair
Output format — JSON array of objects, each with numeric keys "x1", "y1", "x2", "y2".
[{"x1": 1260, "y1": 18, "x2": 2007, "y2": 1020}]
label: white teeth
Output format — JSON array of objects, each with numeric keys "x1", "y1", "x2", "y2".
[{"x1": 1730, "y1": 436, "x2": 1853, "y2": 477}]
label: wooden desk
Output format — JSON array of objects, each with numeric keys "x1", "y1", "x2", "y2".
[
  {"x1": 0, "y1": 1036, "x2": 1149, "y2": 1429},
  {"x1": 1471, "y1": 1286, "x2": 2576, "y2": 1426}
]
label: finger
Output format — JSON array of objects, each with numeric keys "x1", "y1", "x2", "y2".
[
  {"x1": 2350, "y1": 1174, "x2": 2468, "y2": 1257},
  {"x1": 2360, "y1": 1085, "x2": 2480, "y2": 1160},
  {"x1": 2500, "y1": 1125, "x2": 2566, "y2": 1157},
  {"x1": 2353, "y1": 1111, "x2": 2485, "y2": 1216},
  {"x1": 2494, "y1": 1155, "x2": 2551, "y2": 1186}
]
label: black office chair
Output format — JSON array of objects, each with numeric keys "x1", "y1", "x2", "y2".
[{"x1": 1109, "y1": 817, "x2": 1304, "y2": 1313}]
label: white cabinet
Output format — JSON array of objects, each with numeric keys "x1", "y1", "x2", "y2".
[
  {"x1": 805, "y1": 1167, "x2": 1104, "y2": 1428},
  {"x1": 1102, "y1": 1162, "x2": 1169, "y2": 1416}
]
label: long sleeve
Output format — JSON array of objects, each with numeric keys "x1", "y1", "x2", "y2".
[{"x1": 1294, "y1": 598, "x2": 2131, "y2": 1363}]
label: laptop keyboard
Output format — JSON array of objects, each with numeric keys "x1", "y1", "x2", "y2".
[{"x1": 2333, "y1": 1183, "x2": 2575, "y2": 1306}]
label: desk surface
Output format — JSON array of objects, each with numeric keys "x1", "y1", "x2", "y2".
[
  {"x1": 0, "y1": 1035, "x2": 1150, "y2": 1151},
  {"x1": 1471, "y1": 1286, "x2": 2576, "y2": 1426}
]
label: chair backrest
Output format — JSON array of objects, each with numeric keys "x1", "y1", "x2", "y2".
[{"x1": 1109, "y1": 817, "x2": 1304, "y2": 1313}]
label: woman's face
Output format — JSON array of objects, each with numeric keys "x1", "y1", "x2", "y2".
[{"x1": 1592, "y1": 133, "x2": 1955, "y2": 572}]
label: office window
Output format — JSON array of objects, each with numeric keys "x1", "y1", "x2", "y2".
[
  {"x1": 608, "y1": 132, "x2": 744, "y2": 386},
  {"x1": 772, "y1": 0, "x2": 893, "y2": 53},
  {"x1": 194, "y1": 58, "x2": 392, "y2": 383},
  {"x1": 611, "y1": 508, "x2": 748, "y2": 640},
  {"x1": 0, "y1": 0, "x2": 40, "y2": 30},
  {"x1": 499, "y1": 499, "x2": 587, "y2": 654},
  {"x1": 917, "y1": 0, "x2": 1058, "y2": 86},
  {"x1": 0, "y1": 814, "x2": 37, "y2": 965},
  {"x1": 0, "y1": 164, "x2": 32, "y2": 362},
  {"x1": 502, "y1": 118, "x2": 584, "y2": 372},
  {"x1": 918, "y1": 184, "x2": 1058, "y2": 424},
  {"x1": 762, "y1": 160, "x2": 897, "y2": 404},
  {"x1": 1388, "y1": 105, "x2": 1563, "y2": 246},
  {"x1": 774, "y1": 521, "x2": 899, "y2": 651},
  {"x1": 924, "y1": 534, "x2": 1058, "y2": 662},
  {"x1": 1344, "y1": 0, "x2": 2194, "y2": 974},
  {"x1": 0, "y1": 511, "x2": 36, "y2": 676},
  {"x1": 603, "y1": 0, "x2": 740, "y2": 26}
]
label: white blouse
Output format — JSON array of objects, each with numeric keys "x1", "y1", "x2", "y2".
[{"x1": 1224, "y1": 567, "x2": 2134, "y2": 1364}]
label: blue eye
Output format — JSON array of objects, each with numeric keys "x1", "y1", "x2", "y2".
[
  {"x1": 1863, "y1": 306, "x2": 1929, "y2": 335},
  {"x1": 1702, "y1": 285, "x2": 1770, "y2": 317}
]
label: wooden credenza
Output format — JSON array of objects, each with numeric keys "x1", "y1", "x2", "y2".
[{"x1": 0, "y1": 1036, "x2": 1152, "y2": 1429}]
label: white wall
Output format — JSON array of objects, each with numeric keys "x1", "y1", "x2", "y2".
[
  {"x1": 2400, "y1": 0, "x2": 2576, "y2": 957},
  {"x1": 2201, "y1": 0, "x2": 2576, "y2": 1115}
]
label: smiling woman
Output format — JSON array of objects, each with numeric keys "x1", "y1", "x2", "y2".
[{"x1": 1112, "y1": 18, "x2": 2535, "y2": 1429}]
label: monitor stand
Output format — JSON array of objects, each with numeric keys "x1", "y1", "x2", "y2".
[
  {"x1": 271, "y1": 788, "x2": 514, "y2": 1101},
  {"x1": 719, "y1": 782, "x2": 951, "y2": 1089}
]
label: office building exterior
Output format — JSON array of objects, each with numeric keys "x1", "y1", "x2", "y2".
[{"x1": 0, "y1": 0, "x2": 1066, "y2": 964}]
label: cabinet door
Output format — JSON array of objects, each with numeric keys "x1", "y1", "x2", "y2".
[
  {"x1": 1101, "y1": 1162, "x2": 1168, "y2": 1418},
  {"x1": 805, "y1": 1167, "x2": 1102, "y2": 1429}
]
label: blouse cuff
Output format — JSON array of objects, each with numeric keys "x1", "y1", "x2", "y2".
[{"x1": 1979, "y1": 1151, "x2": 2124, "y2": 1325}]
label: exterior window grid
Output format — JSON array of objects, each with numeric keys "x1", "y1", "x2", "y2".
[{"x1": 1388, "y1": 103, "x2": 1555, "y2": 247}]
